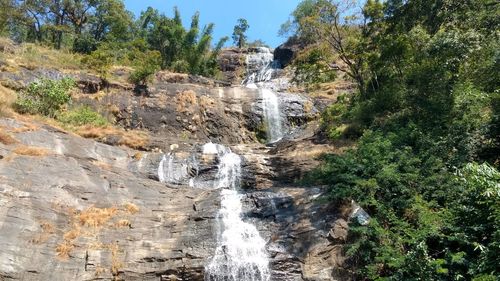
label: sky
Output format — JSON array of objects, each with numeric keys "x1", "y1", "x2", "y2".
[{"x1": 123, "y1": 0, "x2": 302, "y2": 48}]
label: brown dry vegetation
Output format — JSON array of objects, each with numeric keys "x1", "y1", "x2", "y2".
[
  {"x1": 0, "y1": 37, "x2": 82, "y2": 71},
  {"x1": 0, "y1": 129, "x2": 17, "y2": 145},
  {"x1": 123, "y1": 202, "x2": 139, "y2": 214},
  {"x1": 115, "y1": 219, "x2": 131, "y2": 228},
  {"x1": 109, "y1": 243, "x2": 124, "y2": 278},
  {"x1": 0, "y1": 84, "x2": 16, "y2": 117},
  {"x1": 54, "y1": 204, "x2": 139, "y2": 262},
  {"x1": 56, "y1": 241, "x2": 75, "y2": 259},
  {"x1": 78, "y1": 206, "x2": 118, "y2": 228},
  {"x1": 31, "y1": 221, "x2": 56, "y2": 244},
  {"x1": 13, "y1": 145, "x2": 50, "y2": 156},
  {"x1": 75, "y1": 125, "x2": 149, "y2": 150},
  {"x1": 10, "y1": 123, "x2": 38, "y2": 133},
  {"x1": 176, "y1": 90, "x2": 198, "y2": 113}
]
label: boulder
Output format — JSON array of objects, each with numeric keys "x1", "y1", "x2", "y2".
[
  {"x1": 274, "y1": 37, "x2": 304, "y2": 68},
  {"x1": 328, "y1": 219, "x2": 349, "y2": 242}
]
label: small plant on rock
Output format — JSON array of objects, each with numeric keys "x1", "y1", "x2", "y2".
[
  {"x1": 57, "y1": 106, "x2": 108, "y2": 127},
  {"x1": 14, "y1": 78, "x2": 75, "y2": 117}
]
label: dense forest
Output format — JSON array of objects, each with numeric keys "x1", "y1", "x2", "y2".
[
  {"x1": 1, "y1": 0, "x2": 499, "y2": 280},
  {"x1": 286, "y1": 0, "x2": 499, "y2": 280}
]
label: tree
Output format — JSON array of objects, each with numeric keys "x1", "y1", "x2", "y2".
[
  {"x1": 128, "y1": 50, "x2": 161, "y2": 86},
  {"x1": 0, "y1": 0, "x2": 16, "y2": 35},
  {"x1": 145, "y1": 7, "x2": 228, "y2": 76},
  {"x1": 232, "y1": 18, "x2": 249, "y2": 48},
  {"x1": 281, "y1": 0, "x2": 370, "y2": 95}
]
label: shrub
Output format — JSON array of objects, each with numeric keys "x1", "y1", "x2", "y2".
[
  {"x1": 14, "y1": 78, "x2": 75, "y2": 117},
  {"x1": 128, "y1": 50, "x2": 161, "y2": 85},
  {"x1": 82, "y1": 46, "x2": 113, "y2": 82},
  {"x1": 57, "y1": 106, "x2": 108, "y2": 127}
]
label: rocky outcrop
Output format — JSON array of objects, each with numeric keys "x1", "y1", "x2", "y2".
[
  {"x1": 72, "y1": 71, "x2": 318, "y2": 151},
  {"x1": 217, "y1": 48, "x2": 246, "y2": 84},
  {"x1": 274, "y1": 37, "x2": 304, "y2": 68},
  {"x1": 0, "y1": 48, "x2": 353, "y2": 280},
  {"x1": 0, "y1": 118, "x2": 351, "y2": 281},
  {"x1": 0, "y1": 119, "x2": 219, "y2": 281}
]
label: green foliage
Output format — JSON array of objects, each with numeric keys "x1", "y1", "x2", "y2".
[
  {"x1": 57, "y1": 106, "x2": 108, "y2": 127},
  {"x1": 144, "y1": 7, "x2": 228, "y2": 77},
  {"x1": 128, "y1": 50, "x2": 161, "y2": 85},
  {"x1": 293, "y1": 44, "x2": 337, "y2": 86},
  {"x1": 4, "y1": 2, "x2": 226, "y2": 79},
  {"x1": 82, "y1": 44, "x2": 114, "y2": 81},
  {"x1": 321, "y1": 94, "x2": 350, "y2": 140},
  {"x1": 298, "y1": 1, "x2": 499, "y2": 279},
  {"x1": 232, "y1": 18, "x2": 249, "y2": 48},
  {"x1": 14, "y1": 78, "x2": 75, "y2": 117},
  {"x1": 281, "y1": 0, "x2": 369, "y2": 91}
]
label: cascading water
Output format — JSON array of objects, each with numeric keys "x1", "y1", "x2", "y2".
[
  {"x1": 204, "y1": 143, "x2": 270, "y2": 281},
  {"x1": 244, "y1": 47, "x2": 284, "y2": 143},
  {"x1": 261, "y1": 88, "x2": 283, "y2": 143},
  {"x1": 158, "y1": 152, "x2": 198, "y2": 185},
  {"x1": 158, "y1": 153, "x2": 175, "y2": 183}
]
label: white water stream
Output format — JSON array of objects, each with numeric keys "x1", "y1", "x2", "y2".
[
  {"x1": 245, "y1": 48, "x2": 284, "y2": 143},
  {"x1": 204, "y1": 143, "x2": 270, "y2": 281}
]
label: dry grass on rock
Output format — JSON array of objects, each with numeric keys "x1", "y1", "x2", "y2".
[
  {"x1": 75, "y1": 125, "x2": 149, "y2": 150},
  {"x1": 13, "y1": 145, "x2": 50, "y2": 156},
  {"x1": 0, "y1": 84, "x2": 16, "y2": 117},
  {"x1": 0, "y1": 129, "x2": 17, "y2": 145}
]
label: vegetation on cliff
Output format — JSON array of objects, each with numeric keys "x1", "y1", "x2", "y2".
[
  {"x1": 0, "y1": 0, "x2": 498, "y2": 279},
  {"x1": 289, "y1": 0, "x2": 499, "y2": 280},
  {"x1": 1, "y1": 1, "x2": 228, "y2": 79}
]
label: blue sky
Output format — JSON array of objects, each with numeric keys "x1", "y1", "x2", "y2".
[{"x1": 123, "y1": 0, "x2": 302, "y2": 48}]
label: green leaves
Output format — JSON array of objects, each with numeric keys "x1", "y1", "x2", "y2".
[
  {"x1": 57, "y1": 106, "x2": 108, "y2": 127},
  {"x1": 14, "y1": 78, "x2": 75, "y2": 118},
  {"x1": 232, "y1": 18, "x2": 249, "y2": 48},
  {"x1": 145, "y1": 7, "x2": 225, "y2": 77},
  {"x1": 128, "y1": 50, "x2": 161, "y2": 86}
]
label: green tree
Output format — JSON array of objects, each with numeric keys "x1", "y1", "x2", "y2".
[
  {"x1": 128, "y1": 50, "x2": 161, "y2": 86},
  {"x1": 145, "y1": 7, "x2": 227, "y2": 76},
  {"x1": 232, "y1": 18, "x2": 249, "y2": 48}
]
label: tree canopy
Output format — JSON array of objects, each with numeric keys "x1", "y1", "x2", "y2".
[
  {"x1": 232, "y1": 18, "x2": 249, "y2": 48},
  {"x1": 289, "y1": 0, "x2": 499, "y2": 280},
  {"x1": 3, "y1": 1, "x2": 228, "y2": 78}
]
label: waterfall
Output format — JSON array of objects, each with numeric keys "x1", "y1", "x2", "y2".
[
  {"x1": 158, "y1": 153, "x2": 197, "y2": 185},
  {"x1": 244, "y1": 47, "x2": 284, "y2": 143},
  {"x1": 157, "y1": 153, "x2": 174, "y2": 183},
  {"x1": 205, "y1": 144, "x2": 270, "y2": 281},
  {"x1": 261, "y1": 88, "x2": 284, "y2": 143}
]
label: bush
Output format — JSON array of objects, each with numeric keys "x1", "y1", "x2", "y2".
[
  {"x1": 57, "y1": 106, "x2": 108, "y2": 127},
  {"x1": 82, "y1": 46, "x2": 113, "y2": 81},
  {"x1": 128, "y1": 50, "x2": 161, "y2": 85},
  {"x1": 14, "y1": 78, "x2": 75, "y2": 117}
]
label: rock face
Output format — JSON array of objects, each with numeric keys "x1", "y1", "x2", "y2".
[
  {"x1": 73, "y1": 70, "x2": 317, "y2": 151},
  {"x1": 0, "y1": 119, "x2": 219, "y2": 281},
  {"x1": 0, "y1": 118, "x2": 350, "y2": 281},
  {"x1": 274, "y1": 37, "x2": 304, "y2": 68},
  {"x1": 0, "y1": 50, "x2": 352, "y2": 280},
  {"x1": 217, "y1": 48, "x2": 246, "y2": 84}
]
